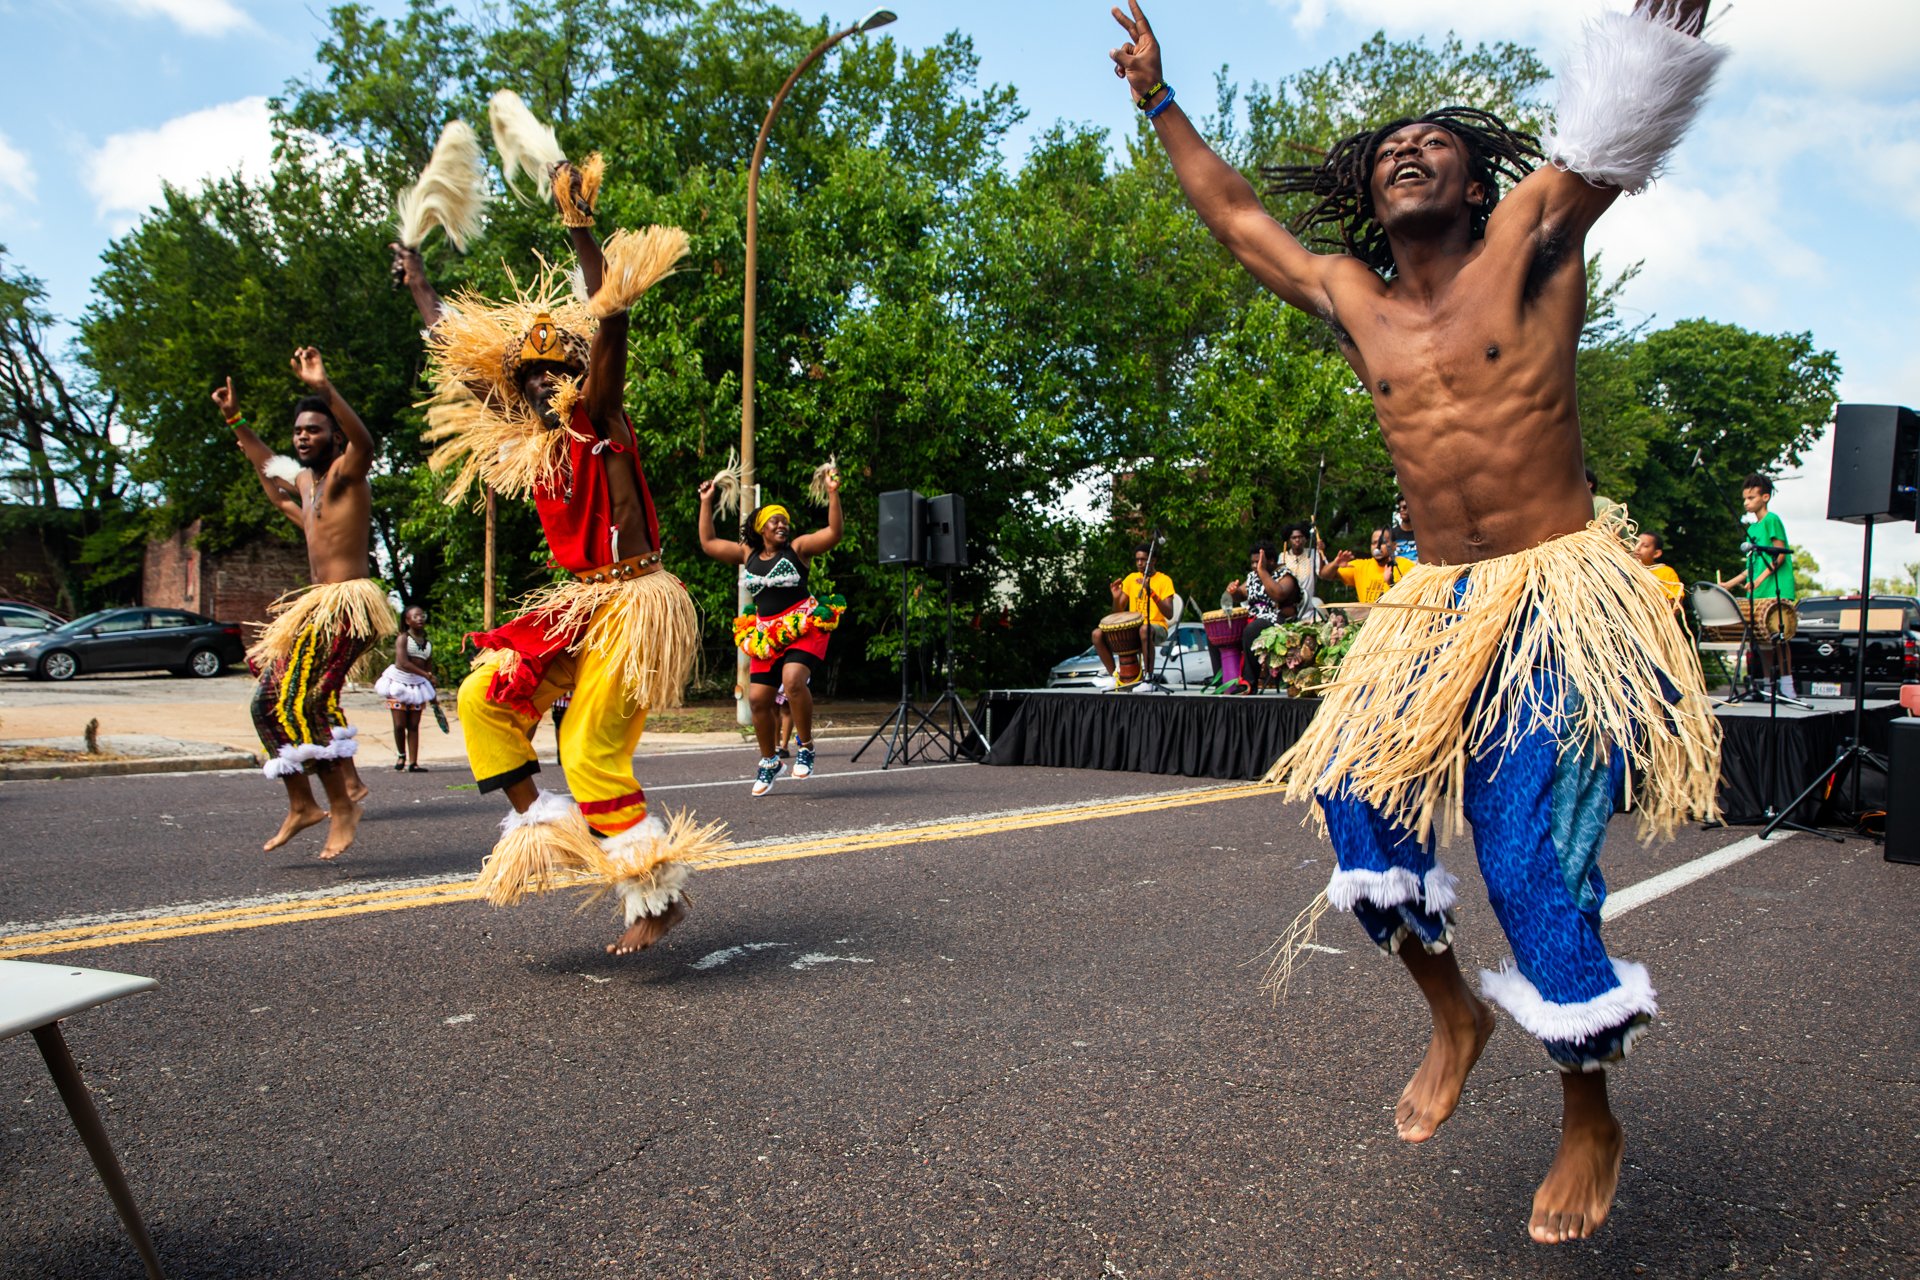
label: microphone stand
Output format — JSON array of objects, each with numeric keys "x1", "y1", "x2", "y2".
[{"x1": 1134, "y1": 525, "x2": 1174, "y2": 695}]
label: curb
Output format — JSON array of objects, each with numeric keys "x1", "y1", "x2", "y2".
[{"x1": 0, "y1": 752, "x2": 260, "y2": 781}]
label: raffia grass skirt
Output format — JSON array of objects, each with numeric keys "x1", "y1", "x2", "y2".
[
  {"x1": 487, "y1": 569, "x2": 699, "y2": 711},
  {"x1": 248, "y1": 578, "x2": 398, "y2": 676},
  {"x1": 1265, "y1": 515, "x2": 1721, "y2": 845}
]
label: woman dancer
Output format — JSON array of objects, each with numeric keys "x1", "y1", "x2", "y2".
[
  {"x1": 374, "y1": 605, "x2": 436, "y2": 771},
  {"x1": 698, "y1": 470, "x2": 845, "y2": 796}
]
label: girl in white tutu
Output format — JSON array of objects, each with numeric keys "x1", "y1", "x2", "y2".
[{"x1": 374, "y1": 605, "x2": 436, "y2": 770}]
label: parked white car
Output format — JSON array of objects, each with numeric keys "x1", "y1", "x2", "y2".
[{"x1": 1046, "y1": 621, "x2": 1213, "y2": 690}]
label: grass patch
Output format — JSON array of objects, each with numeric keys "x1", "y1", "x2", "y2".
[{"x1": 0, "y1": 745, "x2": 130, "y2": 764}]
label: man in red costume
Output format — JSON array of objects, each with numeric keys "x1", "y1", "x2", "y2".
[{"x1": 403, "y1": 157, "x2": 720, "y2": 956}]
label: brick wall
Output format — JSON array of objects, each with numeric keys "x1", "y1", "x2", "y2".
[{"x1": 142, "y1": 520, "x2": 309, "y2": 639}]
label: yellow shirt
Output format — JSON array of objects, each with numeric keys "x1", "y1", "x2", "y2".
[
  {"x1": 1123, "y1": 571, "x2": 1175, "y2": 627},
  {"x1": 1648, "y1": 563, "x2": 1685, "y2": 601},
  {"x1": 1338, "y1": 556, "x2": 1415, "y2": 604}
]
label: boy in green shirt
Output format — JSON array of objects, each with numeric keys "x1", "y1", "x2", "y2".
[{"x1": 1719, "y1": 472, "x2": 1797, "y2": 699}]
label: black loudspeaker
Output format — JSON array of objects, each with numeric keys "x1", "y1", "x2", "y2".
[
  {"x1": 1888, "y1": 719, "x2": 1920, "y2": 865},
  {"x1": 1827, "y1": 403, "x2": 1919, "y2": 525},
  {"x1": 925, "y1": 493, "x2": 968, "y2": 568},
  {"x1": 877, "y1": 490, "x2": 926, "y2": 564}
]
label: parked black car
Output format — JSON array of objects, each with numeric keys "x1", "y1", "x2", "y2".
[
  {"x1": 1787, "y1": 594, "x2": 1919, "y2": 699},
  {"x1": 0, "y1": 607, "x2": 247, "y2": 681}
]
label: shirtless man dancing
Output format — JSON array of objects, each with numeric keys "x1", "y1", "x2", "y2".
[
  {"x1": 216, "y1": 349, "x2": 393, "y2": 859},
  {"x1": 1110, "y1": 0, "x2": 1725, "y2": 1243}
]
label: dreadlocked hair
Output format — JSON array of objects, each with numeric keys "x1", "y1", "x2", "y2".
[{"x1": 1260, "y1": 107, "x2": 1542, "y2": 276}]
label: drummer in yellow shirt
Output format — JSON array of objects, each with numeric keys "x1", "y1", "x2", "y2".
[
  {"x1": 1322, "y1": 527, "x2": 1414, "y2": 604},
  {"x1": 1092, "y1": 544, "x2": 1175, "y2": 678},
  {"x1": 1633, "y1": 532, "x2": 1686, "y2": 619}
]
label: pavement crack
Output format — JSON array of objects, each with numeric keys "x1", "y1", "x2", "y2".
[{"x1": 366, "y1": 1125, "x2": 681, "y2": 1274}]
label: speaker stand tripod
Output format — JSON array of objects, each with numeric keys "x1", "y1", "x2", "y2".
[
  {"x1": 1763, "y1": 520, "x2": 1889, "y2": 839},
  {"x1": 852, "y1": 564, "x2": 946, "y2": 769},
  {"x1": 918, "y1": 568, "x2": 990, "y2": 759}
]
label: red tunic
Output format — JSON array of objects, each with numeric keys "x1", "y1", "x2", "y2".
[{"x1": 467, "y1": 406, "x2": 665, "y2": 717}]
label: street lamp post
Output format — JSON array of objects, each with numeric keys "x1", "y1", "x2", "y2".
[{"x1": 736, "y1": 7, "x2": 896, "y2": 724}]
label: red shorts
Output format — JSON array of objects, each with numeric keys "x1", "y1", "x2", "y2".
[{"x1": 749, "y1": 626, "x2": 829, "y2": 685}]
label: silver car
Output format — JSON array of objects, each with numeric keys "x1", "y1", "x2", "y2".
[{"x1": 1046, "y1": 621, "x2": 1212, "y2": 690}]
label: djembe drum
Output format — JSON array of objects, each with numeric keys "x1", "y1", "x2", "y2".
[
  {"x1": 1100, "y1": 610, "x2": 1146, "y2": 687},
  {"x1": 1741, "y1": 597, "x2": 1798, "y2": 640},
  {"x1": 1202, "y1": 607, "x2": 1251, "y2": 688}
]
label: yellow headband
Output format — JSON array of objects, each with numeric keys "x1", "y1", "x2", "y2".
[{"x1": 753, "y1": 505, "x2": 791, "y2": 534}]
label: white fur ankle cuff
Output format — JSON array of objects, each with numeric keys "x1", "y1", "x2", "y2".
[{"x1": 498, "y1": 788, "x2": 579, "y2": 834}]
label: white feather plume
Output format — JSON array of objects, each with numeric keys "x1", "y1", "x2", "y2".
[
  {"x1": 708, "y1": 448, "x2": 742, "y2": 519},
  {"x1": 488, "y1": 89, "x2": 566, "y2": 203},
  {"x1": 1544, "y1": 5, "x2": 1728, "y2": 194},
  {"x1": 264, "y1": 455, "x2": 303, "y2": 486},
  {"x1": 395, "y1": 119, "x2": 489, "y2": 251}
]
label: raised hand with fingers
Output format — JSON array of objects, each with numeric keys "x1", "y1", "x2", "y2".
[
  {"x1": 212, "y1": 376, "x2": 239, "y2": 421},
  {"x1": 291, "y1": 346, "x2": 327, "y2": 389},
  {"x1": 1109, "y1": 1, "x2": 1164, "y2": 103}
]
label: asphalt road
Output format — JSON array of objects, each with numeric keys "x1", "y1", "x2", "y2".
[{"x1": 3, "y1": 741, "x2": 1916, "y2": 1279}]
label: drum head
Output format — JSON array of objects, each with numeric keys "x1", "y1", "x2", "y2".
[{"x1": 1100, "y1": 611, "x2": 1145, "y2": 631}]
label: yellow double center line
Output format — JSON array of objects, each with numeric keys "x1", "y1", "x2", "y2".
[{"x1": 0, "y1": 783, "x2": 1272, "y2": 959}]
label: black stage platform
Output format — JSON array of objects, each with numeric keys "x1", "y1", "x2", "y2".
[{"x1": 978, "y1": 688, "x2": 1902, "y2": 826}]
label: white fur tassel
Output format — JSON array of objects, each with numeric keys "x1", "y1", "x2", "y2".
[
  {"x1": 807, "y1": 456, "x2": 839, "y2": 507},
  {"x1": 330, "y1": 725, "x2": 358, "y2": 759},
  {"x1": 708, "y1": 448, "x2": 742, "y2": 519},
  {"x1": 1545, "y1": 5, "x2": 1728, "y2": 194},
  {"x1": 264, "y1": 455, "x2": 303, "y2": 487},
  {"x1": 488, "y1": 89, "x2": 566, "y2": 203},
  {"x1": 395, "y1": 119, "x2": 489, "y2": 252},
  {"x1": 1479, "y1": 957, "x2": 1658, "y2": 1044}
]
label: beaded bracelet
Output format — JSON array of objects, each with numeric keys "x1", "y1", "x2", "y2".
[
  {"x1": 1144, "y1": 84, "x2": 1176, "y2": 120},
  {"x1": 226, "y1": 414, "x2": 248, "y2": 427}
]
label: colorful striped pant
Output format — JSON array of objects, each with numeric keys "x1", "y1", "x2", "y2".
[{"x1": 252, "y1": 622, "x2": 370, "y2": 778}]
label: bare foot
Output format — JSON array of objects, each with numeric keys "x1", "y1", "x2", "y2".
[
  {"x1": 264, "y1": 805, "x2": 328, "y2": 852},
  {"x1": 318, "y1": 800, "x2": 361, "y2": 860},
  {"x1": 346, "y1": 779, "x2": 370, "y2": 804},
  {"x1": 1531, "y1": 1120, "x2": 1625, "y2": 1244},
  {"x1": 1396, "y1": 995, "x2": 1495, "y2": 1142},
  {"x1": 1531, "y1": 1075, "x2": 1625, "y2": 1244},
  {"x1": 606, "y1": 897, "x2": 688, "y2": 955}
]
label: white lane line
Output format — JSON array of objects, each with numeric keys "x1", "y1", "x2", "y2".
[
  {"x1": 1602, "y1": 831, "x2": 1793, "y2": 921},
  {"x1": 1, "y1": 781, "x2": 1243, "y2": 935},
  {"x1": 645, "y1": 761, "x2": 976, "y2": 793}
]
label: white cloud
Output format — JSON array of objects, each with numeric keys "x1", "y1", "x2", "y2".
[
  {"x1": 1274, "y1": 1, "x2": 1920, "y2": 94},
  {"x1": 109, "y1": 0, "x2": 255, "y2": 37},
  {"x1": 83, "y1": 96, "x2": 276, "y2": 229},
  {"x1": 0, "y1": 129, "x2": 36, "y2": 212}
]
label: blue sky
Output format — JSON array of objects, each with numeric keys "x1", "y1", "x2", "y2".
[{"x1": 3, "y1": 0, "x2": 1918, "y2": 583}]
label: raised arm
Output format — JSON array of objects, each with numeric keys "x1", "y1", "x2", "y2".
[
  {"x1": 213, "y1": 376, "x2": 303, "y2": 526},
  {"x1": 290, "y1": 347, "x2": 375, "y2": 482},
  {"x1": 389, "y1": 243, "x2": 445, "y2": 329},
  {"x1": 697, "y1": 481, "x2": 749, "y2": 566},
  {"x1": 791, "y1": 471, "x2": 844, "y2": 558},
  {"x1": 556, "y1": 165, "x2": 634, "y2": 451},
  {"x1": 1109, "y1": 2, "x2": 1345, "y2": 315}
]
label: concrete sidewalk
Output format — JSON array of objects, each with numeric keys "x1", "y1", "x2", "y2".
[{"x1": 0, "y1": 678, "x2": 899, "y2": 773}]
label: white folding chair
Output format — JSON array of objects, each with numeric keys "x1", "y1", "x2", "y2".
[
  {"x1": 2, "y1": 960, "x2": 166, "y2": 1278},
  {"x1": 1690, "y1": 582, "x2": 1747, "y2": 691}
]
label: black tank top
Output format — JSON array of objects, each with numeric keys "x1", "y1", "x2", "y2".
[{"x1": 745, "y1": 546, "x2": 809, "y2": 617}]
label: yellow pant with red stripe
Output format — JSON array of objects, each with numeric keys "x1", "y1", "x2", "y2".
[{"x1": 458, "y1": 640, "x2": 649, "y2": 836}]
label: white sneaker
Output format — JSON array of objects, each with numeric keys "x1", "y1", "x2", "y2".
[
  {"x1": 750, "y1": 756, "x2": 780, "y2": 797},
  {"x1": 792, "y1": 743, "x2": 815, "y2": 779}
]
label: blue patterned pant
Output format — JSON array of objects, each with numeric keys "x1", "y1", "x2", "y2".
[{"x1": 1319, "y1": 662, "x2": 1656, "y2": 1071}]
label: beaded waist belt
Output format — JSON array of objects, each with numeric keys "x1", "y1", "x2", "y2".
[{"x1": 572, "y1": 550, "x2": 665, "y2": 583}]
